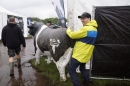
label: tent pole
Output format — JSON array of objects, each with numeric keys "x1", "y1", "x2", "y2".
[
  {"x1": 89, "y1": 55, "x2": 93, "y2": 81},
  {"x1": 89, "y1": 5, "x2": 96, "y2": 81},
  {"x1": 91, "y1": 77, "x2": 130, "y2": 81},
  {"x1": 2, "y1": 14, "x2": 3, "y2": 28},
  {"x1": 67, "y1": 0, "x2": 74, "y2": 31}
]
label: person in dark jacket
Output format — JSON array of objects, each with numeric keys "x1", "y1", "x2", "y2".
[
  {"x1": 1, "y1": 17, "x2": 26, "y2": 76},
  {"x1": 46, "y1": 21, "x2": 52, "y2": 27}
]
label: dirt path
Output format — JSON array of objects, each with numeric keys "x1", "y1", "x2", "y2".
[{"x1": 0, "y1": 38, "x2": 50, "y2": 86}]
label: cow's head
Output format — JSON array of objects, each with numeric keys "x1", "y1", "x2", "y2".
[{"x1": 28, "y1": 21, "x2": 44, "y2": 36}]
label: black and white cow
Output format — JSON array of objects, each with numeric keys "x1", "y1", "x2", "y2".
[{"x1": 28, "y1": 21, "x2": 74, "y2": 81}]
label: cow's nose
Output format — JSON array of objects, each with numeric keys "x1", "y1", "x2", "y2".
[{"x1": 27, "y1": 25, "x2": 32, "y2": 29}]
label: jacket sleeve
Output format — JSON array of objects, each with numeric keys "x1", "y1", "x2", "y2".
[
  {"x1": 1, "y1": 27, "x2": 6, "y2": 46},
  {"x1": 18, "y1": 27, "x2": 26, "y2": 47},
  {"x1": 66, "y1": 27, "x2": 87, "y2": 39}
]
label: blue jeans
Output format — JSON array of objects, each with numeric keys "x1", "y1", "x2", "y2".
[{"x1": 69, "y1": 58, "x2": 89, "y2": 86}]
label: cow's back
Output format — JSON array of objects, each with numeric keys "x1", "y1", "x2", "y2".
[{"x1": 37, "y1": 27, "x2": 72, "y2": 62}]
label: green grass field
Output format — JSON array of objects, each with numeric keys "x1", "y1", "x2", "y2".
[{"x1": 30, "y1": 58, "x2": 130, "y2": 86}]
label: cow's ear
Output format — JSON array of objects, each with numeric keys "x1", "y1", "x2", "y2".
[
  {"x1": 31, "y1": 21, "x2": 35, "y2": 24},
  {"x1": 27, "y1": 25, "x2": 33, "y2": 29}
]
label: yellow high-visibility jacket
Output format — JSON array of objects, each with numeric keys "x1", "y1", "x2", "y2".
[{"x1": 66, "y1": 20, "x2": 98, "y2": 63}]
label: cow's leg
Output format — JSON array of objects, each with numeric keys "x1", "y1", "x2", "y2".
[
  {"x1": 33, "y1": 38, "x2": 37, "y2": 56},
  {"x1": 44, "y1": 51, "x2": 52, "y2": 64},
  {"x1": 35, "y1": 48, "x2": 42, "y2": 65},
  {"x1": 56, "y1": 47, "x2": 73, "y2": 81},
  {"x1": 46, "y1": 56, "x2": 52, "y2": 64}
]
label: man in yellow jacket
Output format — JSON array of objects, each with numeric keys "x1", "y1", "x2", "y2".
[{"x1": 66, "y1": 12, "x2": 98, "y2": 86}]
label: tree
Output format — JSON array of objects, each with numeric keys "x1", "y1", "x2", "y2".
[
  {"x1": 42, "y1": 17, "x2": 61, "y2": 26},
  {"x1": 31, "y1": 17, "x2": 43, "y2": 22},
  {"x1": 30, "y1": 17, "x2": 67, "y2": 26}
]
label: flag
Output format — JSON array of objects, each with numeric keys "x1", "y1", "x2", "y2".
[{"x1": 51, "y1": 0, "x2": 66, "y2": 28}]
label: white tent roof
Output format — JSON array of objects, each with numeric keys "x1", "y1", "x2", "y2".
[{"x1": 0, "y1": 6, "x2": 25, "y2": 17}]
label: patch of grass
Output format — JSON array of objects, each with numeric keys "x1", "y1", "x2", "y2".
[
  {"x1": 31, "y1": 58, "x2": 74, "y2": 86},
  {"x1": 30, "y1": 58, "x2": 130, "y2": 86}
]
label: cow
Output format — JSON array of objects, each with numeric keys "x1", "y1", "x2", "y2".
[{"x1": 28, "y1": 21, "x2": 74, "y2": 81}]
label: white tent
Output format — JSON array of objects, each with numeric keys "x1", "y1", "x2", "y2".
[
  {"x1": 0, "y1": 6, "x2": 28, "y2": 39},
  {"x1": 67, "y1": 0, "x2": 130, "y2": 69},
  {"x1": 68, "y1": 0, "x2": 130, "y2": 30}
]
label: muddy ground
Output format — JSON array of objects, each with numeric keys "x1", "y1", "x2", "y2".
[{"x1": 0, "y1": 38, "x2": 50, "y2": 86}]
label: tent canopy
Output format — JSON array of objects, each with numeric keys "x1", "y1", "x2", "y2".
[
  {"x1": 0, "y1": 6, "x2": 28, "y2": 38},
  {"x1": 0, "y1": 6, "x2": 25, "y2": 17}
]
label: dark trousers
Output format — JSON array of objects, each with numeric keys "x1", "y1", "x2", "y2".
[{"x1": 69, "y1": 58, "x2": 89, "y2": 86}]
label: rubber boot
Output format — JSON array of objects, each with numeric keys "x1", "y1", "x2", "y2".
[
  {"x1": 17, "y1": 58, "x2": 21, "y2": 68},
  {"x1": 9, "y1": 62, "x2": 14, "y2": 76}
]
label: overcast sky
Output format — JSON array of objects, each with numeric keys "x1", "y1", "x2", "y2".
[
  {"x1": 0, "y1": 0, "x2": 130, "y2": 20},
  {"x1": 0, "y1": 0, "x2": 67, "y2": 19}
]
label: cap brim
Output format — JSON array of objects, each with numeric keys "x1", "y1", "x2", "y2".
[
  {"x1": 78, "y1": 16, "x2": 81, "y2": 18},
  {"x1": 78, "y1": 16, "x2": 86, "y2": 19}
]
